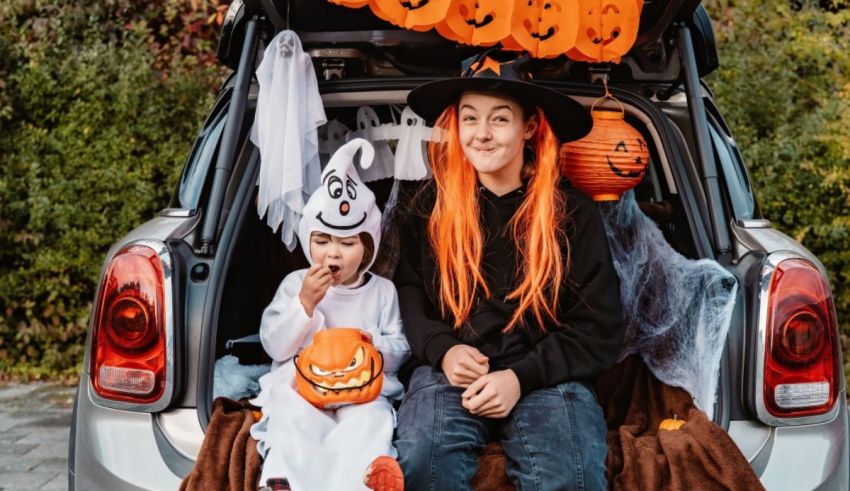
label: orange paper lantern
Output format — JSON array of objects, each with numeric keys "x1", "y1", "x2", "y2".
[
  {"x1": 560, "y1": 96, "x2": 648, "y2": 201},
  {"x1": 294, "y1": 328, "x2": 384, "y2": 409},
  {"x1": 436, "y1": 0, "x2": 514, "y2": 46},
  {"x1": 506, "y1": 0, "x2": 580, "y2": 58},
  {"x1": 369, "y1": 0, "x2": 454, "y2": 31},
  {"x1": 567, "y1": 0, "x2": 642, "y2": 63}
]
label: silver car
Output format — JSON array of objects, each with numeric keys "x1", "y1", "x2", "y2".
[{"x1": 68, "y1": 0, "x2": 849, "y2": 489}]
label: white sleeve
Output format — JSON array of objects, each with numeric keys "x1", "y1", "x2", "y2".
[
  {"x1": 259, "y1": 272, "x2": 326, "y2": 362},
  {"x1": 370, "y1": 286, "x2": 411, "y2": 376}
]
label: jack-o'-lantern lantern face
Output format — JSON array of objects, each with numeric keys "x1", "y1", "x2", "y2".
[
  {"x1": 509, "y1": 0, "x2": 579, "y2": 58},
  {"x1": 370, "y1": 0, "x2": 453, "y2": 30},
  {"x1": 571, "y1": 0, "x2": 641, "y2": 62},
  {"x1": 436, "y1": 0, "x2": 513, "y2": 46},
  {"x1": 295, "y1": 328, "x2": 384, "y2": 409},
  {"x1": 607, "y1": 138, "x2": 648, "y2": 178}
]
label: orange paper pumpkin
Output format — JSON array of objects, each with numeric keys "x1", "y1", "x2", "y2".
[
  {"x1": 436, "y1": 0, "x2": 514, "y2": 46},
  {"x1": 560, "y1": 97, "x2": 648, "y2": 201},
  {"x1": 507, "y1": 0, "x2": 580, "y2": 58},
  {"x1": 294, "y1": 328, "x2": 384, "y2": 409},
  {"x1": 568, "y1": 0, "x2": 642, "y2": 63},
  {"x1": 328, "y1": 0, "x2": 370, "y2": 7},
  {"x1": 369, "y1": 0, "x2": 453, "y2": 30}
]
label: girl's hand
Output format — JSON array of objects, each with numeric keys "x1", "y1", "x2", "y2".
[
  {"x1": 299, "y1": 262, "x2": 333, "y2": 317},
  {"x1": 441, "y1": 344, "x2": 489, "y2": 387},
  {"x1": 461, "y1": 369, "x2": 521, "y2": 418}
]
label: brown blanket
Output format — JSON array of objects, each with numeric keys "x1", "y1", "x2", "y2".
[
  {"x1": 187, "y1": 358, "x2": 764, "y2": 490},
  {"x1": 180, "y1": 397, "x2": 263, "y2": 491}
]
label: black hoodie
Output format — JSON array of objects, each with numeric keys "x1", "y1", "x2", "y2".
[{"x1": 394, "y1": 180, "x2": 625, "y2": 396}]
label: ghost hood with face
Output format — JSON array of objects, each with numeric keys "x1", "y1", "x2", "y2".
[{"x1": 298, "y1": 138, "x2": 382, "y2": 276}]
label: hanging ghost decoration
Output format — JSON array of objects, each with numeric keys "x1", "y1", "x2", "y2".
[
  {"x1": 351, "y1": 106, "x2": 395, "y2": 182},
  {"x1": 391, "y1": 106, "x2": 435, "y2": 181},
  {"x1": 319, "y1": 119, "x2": 353, "y2": 158}
]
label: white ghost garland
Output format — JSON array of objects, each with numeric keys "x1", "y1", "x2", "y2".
[
  {"x1": 299, "y1": 138, "x2": 383, "y2": 280},
  {"x1": 318, "y1": 119, "x2": 352, "y2": 158},
  {"x1": 390, "y1": 106, "x2": 436, "y2": 181},
  {"x1": 352, "y1": 106, "x2": 395, "y2": 182}
]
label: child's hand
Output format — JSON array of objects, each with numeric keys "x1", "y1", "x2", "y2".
[
  {"x1": 299, "y1": 262, "x2": 333, "y2": 317},
  {"x1": 441, "y1": 344, "x2": 489, "y2": 387},
  {"x1": 461, "y1": 369, "x2": 521, "y2": 418}
]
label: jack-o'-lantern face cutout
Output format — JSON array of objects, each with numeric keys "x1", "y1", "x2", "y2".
[
  {"x1": 508, "y1": 0, "x2": 579, "y2": 58},
  {"x1": 369, "y1": 0, "x2": 453, "y2": 31},
  {"x1": 569, "y1": 0, "x2": 641, "y2": 63},
  {"x1": 436, "y1": 0, "x2": 514, "y2": 46},
  {"x1": 295, "y1": 328, "x2": 384, "y2": 409},
  {"x1": 607, "y1": 138, "x2": 648, "y2": 178}
]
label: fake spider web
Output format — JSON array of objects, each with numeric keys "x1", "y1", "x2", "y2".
[{"x1": 599, "y1": 192, "x2": 738, "y2": 414}]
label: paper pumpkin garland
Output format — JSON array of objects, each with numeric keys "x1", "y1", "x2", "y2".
[
  {"x1": 327, "y1": 0, "x2": 643, "y2": 61},
  {"x1": 436, "y1": 0, "x2": 514, "y2": 46},
  {"x1": 506, "y1": 0, "x2": 580, "y2": 58},
  {"x1": 370, "y1": 0, "x2": 454, "y2": 31},
  {"x1": 294, "y1": 328, "x2": 384, "y2": 409}
]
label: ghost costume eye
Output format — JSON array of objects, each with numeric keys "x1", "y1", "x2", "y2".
[
  {"x1": 327, "y1": 175, "x2": 343, "y2": 199},
  {"x1": 346, "y1": 179, "x2": 357, "y2": 200}
]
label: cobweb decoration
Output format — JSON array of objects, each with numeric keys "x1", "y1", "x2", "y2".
[{"x1": 599, "y1": 192, "x2": 738, "y2": 414}]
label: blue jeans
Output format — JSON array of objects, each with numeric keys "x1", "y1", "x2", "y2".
[{"x1": 394, "y1": 366, "x2": 608, "y2": 491}]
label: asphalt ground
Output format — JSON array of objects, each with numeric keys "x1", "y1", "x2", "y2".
[{"x1": 0, "y1": 382, "x2": 76, "y2": 491}]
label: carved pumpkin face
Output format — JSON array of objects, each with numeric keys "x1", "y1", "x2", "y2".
[
  {"x1": 508, "y1": 0, "x2": 580, "y2": 58},
  {"x1": 436, "y1": 0, "x2": 514, "y2": 46},
  {"x1": 568, "y1": 0, "x2": 642, "y2": 63},
  {"x1": 369, "y1": 0, "x2": 453, "y2": 31},
  {"x1": 295, "y1": 328, "x2": 384, "y2": 409}
]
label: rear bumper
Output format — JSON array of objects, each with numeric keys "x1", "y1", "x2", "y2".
[{"x1": 69, "y1": 373, "x2": 184, "y2": 490}]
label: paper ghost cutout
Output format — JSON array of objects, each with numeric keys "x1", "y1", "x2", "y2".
[
  {"x1": 351, "y1": 106, "x2": 395, "y2": 182},
  {"x1": 319, "y1": 119, "x2": 353, "y2": 157},
  {"x1": 392, "y1": 106, "x2": 436, "y2": 181}
]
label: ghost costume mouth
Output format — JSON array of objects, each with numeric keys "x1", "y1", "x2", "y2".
[{"x1": 316, "y1": 211, "x2": 367, "y2": 230}]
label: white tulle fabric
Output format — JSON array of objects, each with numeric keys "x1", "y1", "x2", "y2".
[
  {"x1": 250, "y1": 30, "x2": 327, "y2": 251},
  {"x1": 599, "y1": 192, "x2": 738, "y2": 414}
]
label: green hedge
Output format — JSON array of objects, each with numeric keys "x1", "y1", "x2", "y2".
[
  {"x1": 705, "y1": 0, "x2": 850, "y2": 377},
  {"x1": 1, "y1": 1, "x2": 848, "y2": 383},
  {"x1": 0, "y1": 1, "x2": 222, "y2": 378}
]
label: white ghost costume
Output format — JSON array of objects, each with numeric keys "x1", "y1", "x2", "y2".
[{"x1": 250, "y1": 139, "x2": 411, "y2": 491}]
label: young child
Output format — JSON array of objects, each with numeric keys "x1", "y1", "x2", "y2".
[{"x1": 251, "y1": 139, "x2": 410, "y2": 491}]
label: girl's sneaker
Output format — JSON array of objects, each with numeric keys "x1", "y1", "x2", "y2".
[{"x1": 363, "y1": 456, "x2": 404, "y2": 491}]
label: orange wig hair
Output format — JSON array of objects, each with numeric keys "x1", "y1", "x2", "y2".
[{"x1": 427, "y1": 103, "x2": 569, "y2": 332}]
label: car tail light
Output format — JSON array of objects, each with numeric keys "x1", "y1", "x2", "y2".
[
  {"x1": 761, "y1": 256, "x2": 840, "y2": 420},
  {"x1": 90, "y1": 242, "x2": 173, "y2": 406}
]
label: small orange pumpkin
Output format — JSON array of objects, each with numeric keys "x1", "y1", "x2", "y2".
[
  {"x1": 560, "y1": 96, "x2": 648, "y2": 201},
  {"x1": 659, "y1": 416, "x2": 686, "y2": 430},
  {"x1": 369, "y1": 0, "x2": 454, "y2": 31},
  {"x1": 436, "y1": 0, "x2": 514, "y2": 46},
  {"x1": 506, "y1": 0, "x2": 580, "y2": 58},
  {"x1": 294, "y1": 328, "x2": 384, "y2": 409},
  {"x1": 567, "y1": 0, "x2": 642, "y2": 63}
]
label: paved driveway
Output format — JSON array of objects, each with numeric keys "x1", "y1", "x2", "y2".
[{"x1": 0, "y1": 382, "x2": 76, "y2": 491}]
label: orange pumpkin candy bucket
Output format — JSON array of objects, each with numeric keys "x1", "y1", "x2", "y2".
[{"x1": 294, "y1": 328, "x2": 384, "y2": 409}]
